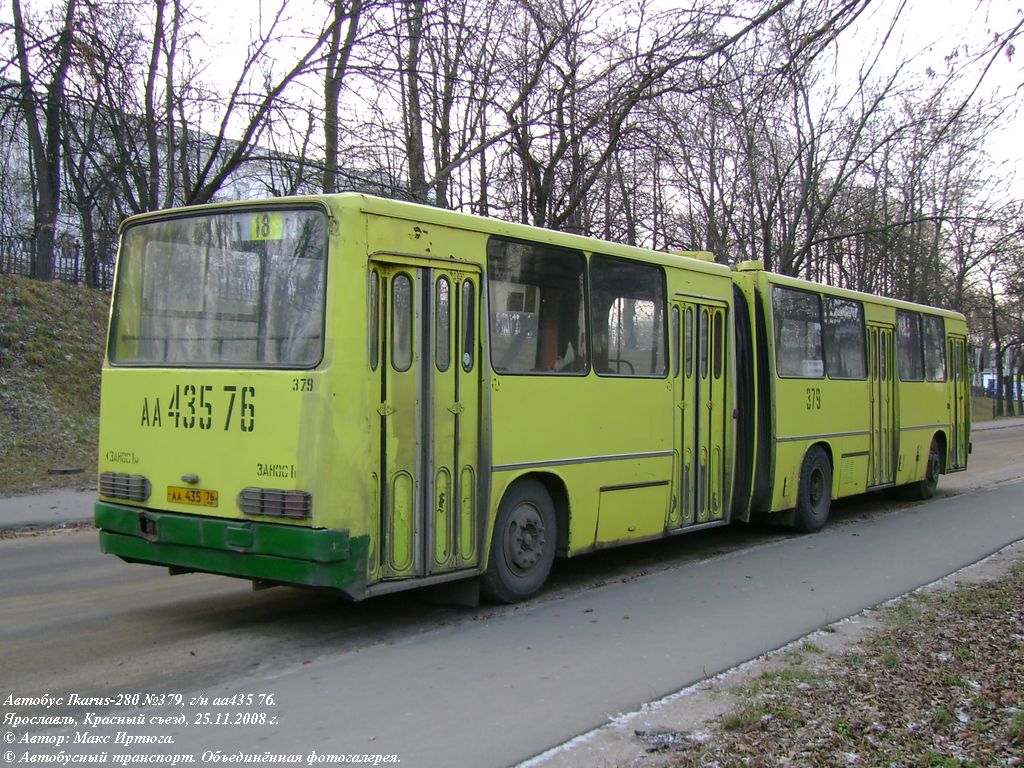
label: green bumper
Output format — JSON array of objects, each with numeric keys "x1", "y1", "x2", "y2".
[{"x1": 95, "y1": 502, "x2": 369, "y2": 597}]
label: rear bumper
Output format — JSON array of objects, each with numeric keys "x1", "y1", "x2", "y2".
[{"x1": 95, "y1": 502, "x2": 369, "y2": 598}]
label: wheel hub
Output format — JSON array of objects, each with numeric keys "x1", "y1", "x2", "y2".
[
  {"x1": 809, "y1": 467, "x2": 825, "y2": 505},
  {"x1": 507, "y1": 504, "x2": 546, "y2": 572}
]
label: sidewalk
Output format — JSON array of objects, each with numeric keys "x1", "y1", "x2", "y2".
[
  {"x1": 971, "y1": 415, "x2": 1024, "y2": 431},
  {"x1": 0, "y1": 487, "x2": 96, "y2": 531},
  {"x1": 2, "y1": 417, "x2": 1023, "y2": 532}
]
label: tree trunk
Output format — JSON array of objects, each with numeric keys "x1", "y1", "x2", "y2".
[
  {"x1": 144, "y1": 0, "x2": 166, "y2": 210},
  {"x1": 403, "y1": 0, "x2": 427, "y2": 201},
  {"x1": 1004, "y1": 348, "x2": 1017, "y2": 417},
  {"x1": 994, "y1": 345, "x2": 1004, "y2": 418},
  {"x1": 80, "y1": 202, "x2": 98, "y2": 288},
  {"x1": 11, "y1": 0, "x2": 78, "y2": 281},
  {"x1": 323, "y1": 0, "x2": 364, "y2": 194}
]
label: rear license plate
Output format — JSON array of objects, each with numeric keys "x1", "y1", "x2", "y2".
[{"x1": 167, "y1": 486, "x2": 219, "y2": 508}]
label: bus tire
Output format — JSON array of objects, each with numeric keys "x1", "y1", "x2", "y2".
[
  {"x1": 482, "y1": 479, "x2": 556, "y2": 603},
  {"x1": 794, "y1": 446, "x2": 831, "y2": 533},
  {"x1": 905, "y1": 438, "x2": 941, "y2": 501}
]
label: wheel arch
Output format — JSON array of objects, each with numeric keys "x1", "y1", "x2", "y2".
[
  {"x1": 793, "y1": 441, "x2": 834, "y2": 533},
  {"x1": 520, "y1": 471, "x2": 570, "y2": 557},
  {"x1": 481, "y1": 472, "x2": 564, "y2": 602},
  {"x1": 489, "y1": 471, "x2": 570, "y2": 559},
  {"x1": 807, "y1": 440, "x2": 836, "y2": 495},
  {"x1": 933, "y1": 430, "x2": 948, "y2": 474}
]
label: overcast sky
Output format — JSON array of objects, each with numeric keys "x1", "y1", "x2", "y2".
[
  {"x1": 193, "y1": 0, "x2": 1024, "y2": 187},
  {"x1": 5, "y1": 0, "x2": 1023, "y2": 194},
  {"x1": 838, "y1": 0, "x2": 1023, "y2": 192}
]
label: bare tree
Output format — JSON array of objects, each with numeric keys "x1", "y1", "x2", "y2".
[
  {"x1": 500, "y1": 0, "x2": 874, "y2": 231},
  {"x1": 6, "y1": 0, "x2": 78, "y2": 279},
  {"x1": 323, "y1": 0, "x2": 365, "y2": 193},
  {"x1": 973, "y1": 201, "x2": 1024, "y2": 415},
  {"x1": 357, "y1": 0, "x2": 549, "y2": 209},
  {"x1": 68, "y1": 0, "x2": 338, "y2": 214}
]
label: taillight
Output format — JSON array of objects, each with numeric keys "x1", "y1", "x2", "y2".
[
  {"x1": 99, "y1": 472, "x2": 152, "y2": 502},
  {"x1": 238, "y1": 488, "x2": 312, "y2": 519}
]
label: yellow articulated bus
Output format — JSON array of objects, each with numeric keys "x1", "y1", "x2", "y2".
[
  {"x1": 731, "y1": 265, "x2": 970, "y2": 533},
  {"x1": 95, "y1": 194, "x2": 970, "y2": 602}
]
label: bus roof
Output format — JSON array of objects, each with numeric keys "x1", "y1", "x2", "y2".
[
  {"x1": 758, "y1": 269, "x2": 966, "y2": 321},
  {"x1": 351, "y1": 193, "x2": 736, "y2": 277},
  {"x1": 117, "y1": 192, "x2": 964, "y2": 321},
  {"x1": 119, "y1": 192, "x2": 735, "y2": 280}
]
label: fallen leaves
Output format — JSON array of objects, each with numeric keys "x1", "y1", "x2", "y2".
[{"x1": 647, "y1": 563, "x2": 1024, "y2": 768}]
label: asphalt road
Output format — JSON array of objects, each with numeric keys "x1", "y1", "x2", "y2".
[{"x1": 2, "y1": 425, "x2": 1022, "y2": 767}]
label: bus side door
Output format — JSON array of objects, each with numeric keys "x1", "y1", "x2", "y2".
[
  {"x1": 867, "y1": 323, "x2": 896, "y2": 487},
  {"x1": 376, "y1": 264, "x2": 481, "y2": 581},
  {"x1": 948, "y1": 335, "x2": 969, "y2": 469},
  {"x1": 427, "y1": 270, "x2": 480, "y2": 572},
  {"x1": 672, "y1": 299, "x2": 728, "y2": 527}
]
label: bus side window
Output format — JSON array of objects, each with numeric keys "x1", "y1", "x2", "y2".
[
  {"x1": 369, "y1": 270, "x2": 380, "y2": 371},
  {"x1": 713, "y1": 310, "x2": 723, "y2": 380},
  {"x1": 461, "y1": 280, "x2": 475, "y2": 372},
  {"x1": 672, "y1": 306, "x2": 680, "y2": 378},
  {"x1": 896, "y1": 310, "x2": 924, "y2": 381},
  {"x1": 773, "y1": 286, "x2": 824, "y2": 378},
  {"x1": 685, "y1": 307, "x2": 693, "y2": 378},
  {"x1": 923, "y1": 315, "x2": 946, "y2": 381},
  {"x1": 699, "y1": 308, "x2": 709, "y2": 379},
  {"x1": 486, "y1": 237, "x2": 587, "y2": 375},
  {"x1": 392, "y1": 274, "x2": 413, "y2": 372},
  {"x1": 435, "y1": 277, "x2": 451, "y2": 372},
  {"x1": 880, "y1": 333, "x2": 887, "y2": 380},
  {"x1": 823, "y1": 297, "x2": 866, "y2": 379},
  {"x1": 591, "y1": 254, "x2": 667, "y2": 377}
]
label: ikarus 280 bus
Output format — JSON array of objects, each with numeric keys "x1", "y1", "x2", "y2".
[{"x1": 95, "y1": 194, "x2": 970, "y2": 602}]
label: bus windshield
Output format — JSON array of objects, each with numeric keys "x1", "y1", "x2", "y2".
[{"x1": 109, "y1": 207, "x2": 328, "y2": 368}]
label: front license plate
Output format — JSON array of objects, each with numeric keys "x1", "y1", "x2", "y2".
[{"x1": 167, "y1": 486, "x2": 219, "y2": 508}]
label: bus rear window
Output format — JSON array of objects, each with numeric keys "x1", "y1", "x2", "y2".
[{"x1": 109, "y1": 208, "x2": 328, "y2": 368}]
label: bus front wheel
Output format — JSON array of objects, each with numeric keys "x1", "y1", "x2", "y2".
[
  {"x1": 482, "y1": 479, "x2": 556, "y2": 603},
  {"x1": 794, "y1": 446, "x2": 832, "y2": 533}
]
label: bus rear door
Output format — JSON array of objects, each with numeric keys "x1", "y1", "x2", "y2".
[
  {"x1": 376, "y1": 264, "x2": 481, "y2": 581},
  {"x1": 868, "y1": 323, "x2": 896, "y2": 486},
  {"x1": 672, "y1": 299, "x2": 728, "y2": 527}
]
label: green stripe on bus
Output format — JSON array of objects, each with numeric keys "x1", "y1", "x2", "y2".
[
  {"x1": 95, "y1": 503, "x2": 368, "y2": 591},
  {"x1": 99, "y1": 530, "x2": 368, "y2": 593},
  {"x1": 95, "y1": 502, "x2": 353, "y2": 562}
]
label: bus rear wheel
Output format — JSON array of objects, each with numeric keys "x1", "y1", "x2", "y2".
[
  {"x1": 482, "y1": 479, "x2": 556, "y2": 603},
  {"x1": 794, "y1": 446, "x2": 831, "y2": 533},
  {"x1": 904, "y1": 438, "x2": 941, "y2": 501}
]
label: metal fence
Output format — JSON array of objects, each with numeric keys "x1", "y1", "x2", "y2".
[{"x1": 0, "y1": 236, "x2": 115, "y2": 290}]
